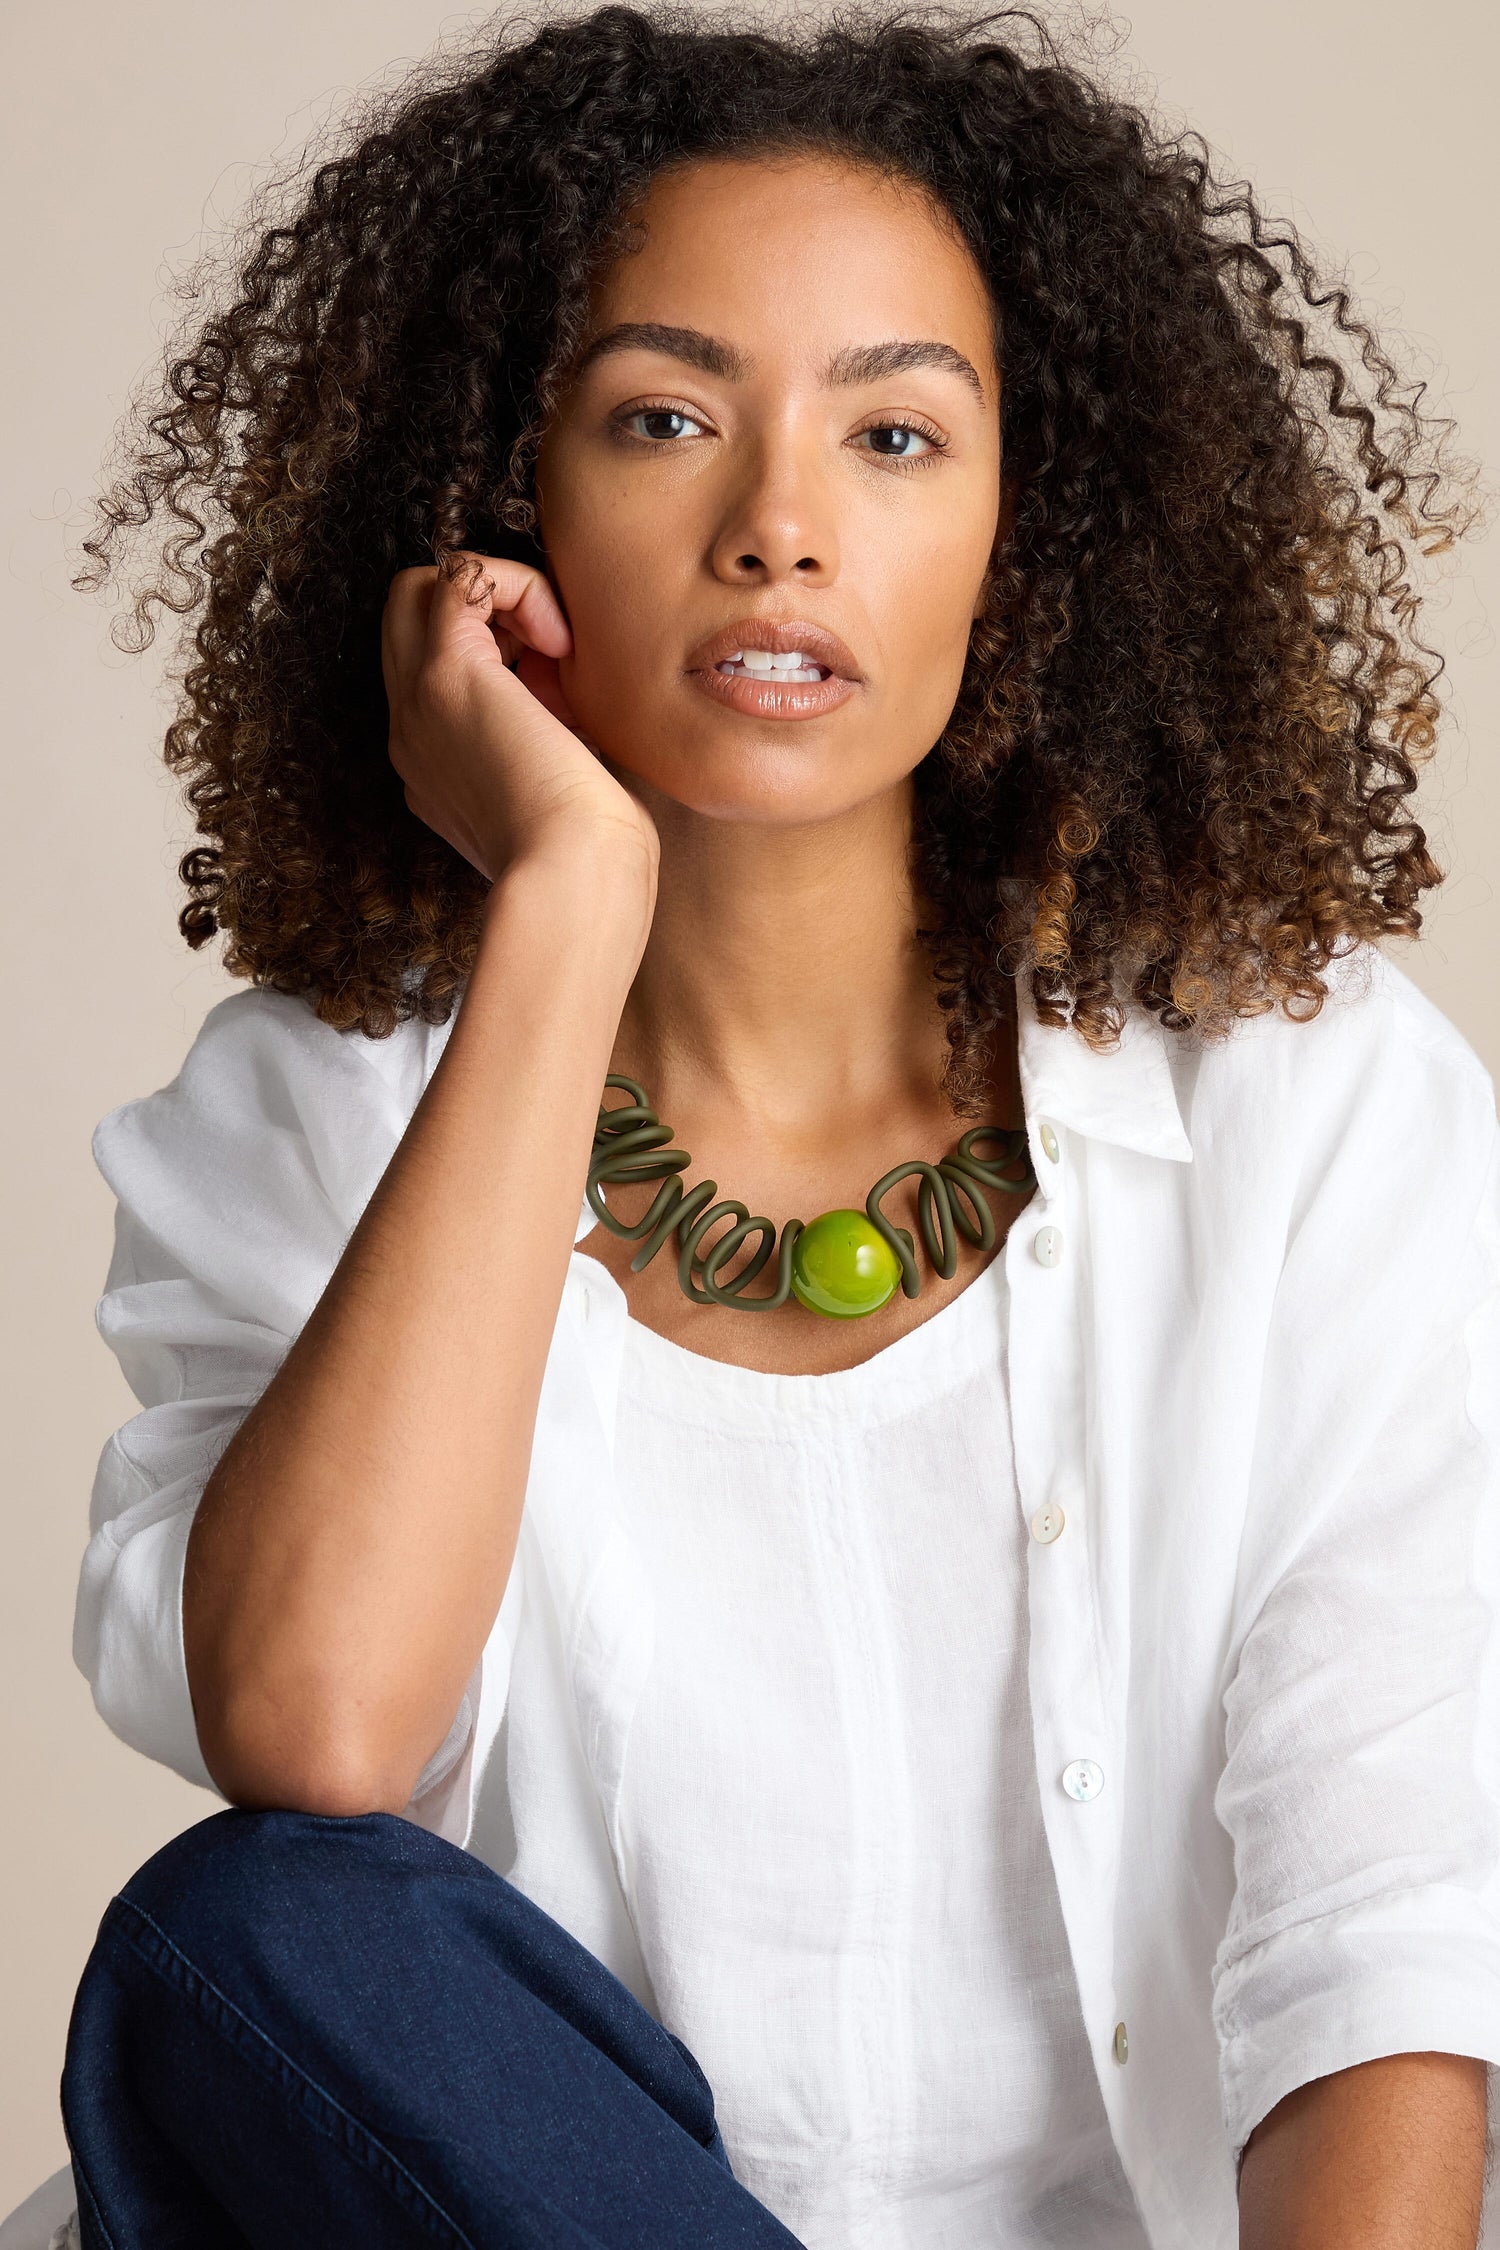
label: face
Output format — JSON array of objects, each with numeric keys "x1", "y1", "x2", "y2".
[{"x1": 533, "y1": 149, "x2": 1004, "y2": 826}]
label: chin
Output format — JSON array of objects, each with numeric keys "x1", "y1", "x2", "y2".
[{"x1": 613, "y1": 738, "x2": 882, "y2": 828}]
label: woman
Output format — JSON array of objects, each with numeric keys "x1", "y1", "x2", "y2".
[{"x1": 32, "y1": 1, "x2": 1500, "y2": 2244}]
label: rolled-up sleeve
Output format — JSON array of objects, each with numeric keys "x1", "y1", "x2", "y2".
[
  {"x1": 1211, "y1": 1040, "x2": 1500, "y2": 2167},
  {"x1": 74, "y1": 986, "x2": 498, "y2": 1831}
]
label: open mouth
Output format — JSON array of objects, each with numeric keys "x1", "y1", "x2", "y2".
[
  {"x1": 689, "y1": 658, "x2": 857, "y2": 721},
  {"x1": 684, "y1": 620, "x2": 860, "y2": 719},
  {"x1": 714, "y1": 651, "x2": 830, "y2": 685}
]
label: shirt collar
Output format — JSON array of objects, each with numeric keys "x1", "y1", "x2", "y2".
[{"x1": 1015, "y1": 972, "x2": 1194, "y2": 1166}]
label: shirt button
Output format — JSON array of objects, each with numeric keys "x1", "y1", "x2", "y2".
[
  {"x1": 1029, "y1": 1502, "x2": 1066, "y2": 1544},
  {"x1": 1039, "y1": 1119, "x2": 1061, "y2": 1164},
  {"x1": 1034, "y1": 1224, "x2": 1064, "y2": 1267},
  {"x1": 580, "y1": 1290, "x2": 593, "y2": 1324},
  {"x1": 1113, "y1": 2021, "x2": 1129, "y2": 2065},
  {"x1": 1061, "y1": 1758, "x2": 1104, "y2": 1802}
]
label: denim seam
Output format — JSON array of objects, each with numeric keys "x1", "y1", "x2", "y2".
[
  {"x1": 106, "y1": 1896, "x2": 476, "y2": 2248},
  {"x1": 68, "y1": 2149, "x2": 118, "y2": 2250}
]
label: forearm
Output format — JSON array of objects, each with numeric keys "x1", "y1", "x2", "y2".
[
  {"x1": 184, "y1": 841, "x2": 651, "y2": 1812},
  {"x1": 1238, "y1": 2051, "x2": 1490, "y2": 2250}
]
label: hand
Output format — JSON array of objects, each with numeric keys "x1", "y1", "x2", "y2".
[{"x1": 381, "y1": 552, "x2": 660, "y2": 886}]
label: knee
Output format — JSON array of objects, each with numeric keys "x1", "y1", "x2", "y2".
[{"x1": 114, "y1": 1806, "x2": 455, "y2": 1963}]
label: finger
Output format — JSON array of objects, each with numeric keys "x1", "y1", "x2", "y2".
[
  {"x1": 432, "y1": 551, "x2": 573, "y2": 663},
  {"x1": 510, "y1": 659, "x2": 604, "y2": 758},
  {"x1": 499, "y1": 564, "x2": 573, "y2": 662},
  {"x1": 381, "y1": 565, "x2": 438, "y2": 702},
  {"x1": 513, "y1": 645, "x2": 576, "y2": 727}
]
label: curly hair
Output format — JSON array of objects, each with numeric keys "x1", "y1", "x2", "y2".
[{"x1": 76, "y1": 0, "x2": 1481, "y2": 1111}]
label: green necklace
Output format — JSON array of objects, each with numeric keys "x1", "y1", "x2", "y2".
[{"x1": 588, "y1": 1074, "x2": 1036, "y2": 1319}]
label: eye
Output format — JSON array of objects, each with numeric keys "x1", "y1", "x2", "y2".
[
  {"x1": 614, "y1": 403, "x2": 709, "y2": 445},
  {"x1": 853, "y1": 419, "x2": 949, "y2": 466}
]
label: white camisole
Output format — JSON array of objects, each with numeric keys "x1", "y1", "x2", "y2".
[{"x1": 606, "y1": 1246, "x2": 1151, "y2": 2249}]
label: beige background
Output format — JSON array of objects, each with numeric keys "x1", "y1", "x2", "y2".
[{"x1": 3, "y1": 0, "x2": 1496, "y2": 2215}]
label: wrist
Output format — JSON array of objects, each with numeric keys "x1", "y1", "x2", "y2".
[{"x1": 485, "y1": 831, "x2": 657, "y2": 975}]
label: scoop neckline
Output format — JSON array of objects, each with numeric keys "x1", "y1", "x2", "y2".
[{"x1": 585, "y1": 1240, "x2": 1010, "y2": 1429}]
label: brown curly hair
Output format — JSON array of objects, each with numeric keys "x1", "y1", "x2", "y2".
[{"x1": 76, "y1": 0, "x2": 1481, "y2": 1112}]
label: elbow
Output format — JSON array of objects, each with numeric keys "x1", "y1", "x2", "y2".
[
  {"x1": 192, "y1": 1684, "x2": 418, "y2": 1819},
  {"x1": 211, "y1": 1756, "x2": 411, "y2": 1822}
]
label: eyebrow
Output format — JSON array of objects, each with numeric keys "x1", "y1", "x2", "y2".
[{"x1": 570, "y1": 321, "x2": 988, "y2": 407}]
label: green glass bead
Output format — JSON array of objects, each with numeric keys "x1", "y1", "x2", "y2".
[{"x1": 789, "y1": 1209, "x2": 903, "y2": 1319}]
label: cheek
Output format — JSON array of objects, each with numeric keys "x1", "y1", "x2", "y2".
[
  {"x1": 873, "y1": 539, "x2": 986, "y2": 684},
  {"x1": 550, "y1": 495, "x2": 682, "y2": 667}
]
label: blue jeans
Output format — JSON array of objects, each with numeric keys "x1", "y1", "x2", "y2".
[{"x1": 61, "y1": 1807, "x2": 807, "y2": 2248}]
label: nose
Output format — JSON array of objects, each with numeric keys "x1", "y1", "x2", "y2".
[{"x1": 709, "y1": 433, "x2": 840, "y2": 586}]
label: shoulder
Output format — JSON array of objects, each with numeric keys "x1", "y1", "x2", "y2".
[
  {"x1": 1170, "y1": 942, "x2": 1496, "y2": 1189},
  {"x1": 92, "y1": 984, "x2": 458, "y2": 1228},
  {"x1": 1300, "y1": 942, "x2": 1493, "y2": 1094},
  {"x1": 1160, "y1": 946, "x2": 1499, "y2": 1380}
]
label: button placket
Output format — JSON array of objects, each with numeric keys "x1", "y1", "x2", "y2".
[
  {"x1": 1026, "y1": 1112, "x2": 1062, "y2": 1218},
  {"x1": 1009, "y1": 1104, "x2": 1130, "y2": 2154},
  {"x1": 1021, "y1": 1123, "x2": 1070, "y2": 1555}
]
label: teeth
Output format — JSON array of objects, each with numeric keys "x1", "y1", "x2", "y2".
[
  {"x1": 715, "y1": 646, "x2": 829, "y2": 684},
  {"x1": 744, "y1": 648, "x2": 813, "y2": 671},
  {"x1": 716, "y1": 659, "x2": 826, "y2": 683}
]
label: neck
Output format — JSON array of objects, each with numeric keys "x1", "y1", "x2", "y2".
[{"x1": 611, "y1": 774, "x2": 977, "y2": 1140}]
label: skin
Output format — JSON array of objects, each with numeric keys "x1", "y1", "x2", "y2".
[
  {"x1": 179, "y1": 147, "x2": 1489, "y2": 2237},
  {"x1": 1237, "y1": 2051, "x2": 1490, "y2": 2248},
  {"x1": 530, "y1": 149, "x2": 1027, "y2": 1371}
]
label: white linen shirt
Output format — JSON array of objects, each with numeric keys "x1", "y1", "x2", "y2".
[
  {"x1": 609, "y1": 1254, "x2": 1149, "y2": 2245},
  {"x1": 60, "y1": 937, "x2": 1500, "y2": 2249}
]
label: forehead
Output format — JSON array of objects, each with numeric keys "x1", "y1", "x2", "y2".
[{"x1": 587, "y1": 150, "x2": 999, "y2": 384}]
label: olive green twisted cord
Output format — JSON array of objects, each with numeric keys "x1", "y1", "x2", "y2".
[
  {"x1": 588, "y1": 1074, "x2": 1037, "y2": 1312},
  {"x1": 865, "y1": 1133, "x2": 1036, "y2": 1295}
]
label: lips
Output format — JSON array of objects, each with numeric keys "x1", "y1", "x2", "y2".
[{"x1": 684, "y1": 617, "x2": 864, "y2": 683}]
